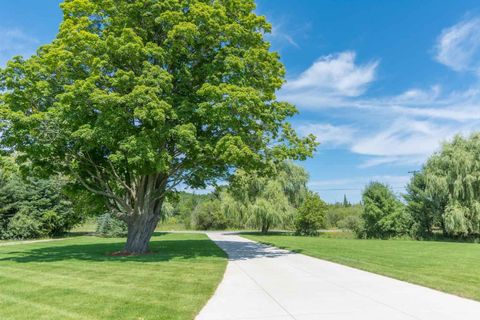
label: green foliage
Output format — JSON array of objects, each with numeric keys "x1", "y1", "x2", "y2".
[
  {"x1": 325, "y1": 204, "x2": 362, "y2": 229},
  {"x1": 342, "y1": 194, "x2": 351, "y2": 207},
  {"x1": 360, "y1": 182, "x2": 411, "y2": 238},
  {"x1": 295, "y1": 192, "x2": 327, "y2": 236},
  {"x1": 404, "y1": 172, "x2": 437, "y2": 238},
  {"x1": 6, "y1": 213, "x2": 43, "y2": 240},
  {"x1": 96, "y1": 212, "x2": 128, "y2": 237},
  {"x1": 0, "y1": 0, "x2": 317, "y2": 246},
  {"x1": 405, "y1": 134, "x2": 480, "y2": 237},
  {"x1": 228, "y1": 162, "x2": 308, "y2": 233},
  {"x1": 172, "y1": 192, "x2": 213, "y2": 229},
  {"x1": 337, "y1": 214, "x2": 363, "y2": 233},
  {"x1": 192, "y1": 200, "x2": 229, "y2": 230},
  {"x1": 0, "y1": 157, "x2": 82, "y2": 240}
]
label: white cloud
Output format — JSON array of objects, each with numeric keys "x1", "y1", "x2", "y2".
[
  {"x1": 291, "y1": 83, "x2": 480, "y2": 167},
  {"x1": 270, "y1": 24, "x2": 299, "y2": 48},
  {"x1": 297, "y1": 123, "x2": 356, "y2": 146},
  {"x1": 0, "y1": 27, "x2": 39, "y2": 66},
  {"x1": 281, "y1": 50, "x2": 480, "y2": 166},
  {"x1": 352, "y1": 119, "x2": 446, "y2": 157},
  {"x1": 435, "y1": 17, "x2": 480, "y2": 73},
  {"x1": 283, "y1": 51, "x2": 378, "y2": 97}
]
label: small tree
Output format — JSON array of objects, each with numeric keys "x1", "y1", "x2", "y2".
[
  {"x1": 343, "y1": 194, "x2": 351, "y2": 207},
  {"x1": 249, "y1": 181, "x2": 294, "y2": 233},
  {"x1": 295, "y1": 192, "x2": 327, "y2": 236},
  {"x1": 361, "y1": 182, "x2": 410, "y2": 238},
  {"x1": 228, "y1": 162, "x2": 309, "y2": 233},
  {"x1": 404, "y1": 172, "x2": 437, "y2": 238},
  {"x1": 0, "y1": 0, "x2": 316, "y2": 253}
]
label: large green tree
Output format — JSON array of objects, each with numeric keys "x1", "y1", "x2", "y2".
[
  {"x1": 406, "y1": 134, "x2": 480, "y2": 237},
  {"x1": 0, "y1": 0, "x2": 316, "y2": 253}
]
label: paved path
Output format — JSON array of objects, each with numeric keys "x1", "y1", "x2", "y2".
[{"x1": 196, "y1": 233, "x2": 480, "y2": 320}]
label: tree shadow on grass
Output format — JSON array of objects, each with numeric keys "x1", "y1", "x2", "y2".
[{"x1": 0, "y1": 238, "x2": 227, "y2": 264}]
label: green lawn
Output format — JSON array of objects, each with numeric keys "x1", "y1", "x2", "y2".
[
  {"x1": 243, "y1": 233, "x2": 480, "y2": 301},
  {"x1": 0, "y1": 233, "x2": 227, "y2": 320}
]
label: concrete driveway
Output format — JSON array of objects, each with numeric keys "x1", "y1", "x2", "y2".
[{"x1": 196, "y1": 233, "x2": 480, "y2": 320}]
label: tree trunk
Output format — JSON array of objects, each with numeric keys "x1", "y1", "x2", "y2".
[
  {"x1": 123, "y1": 213, "x2": 160, "y2": 254},
  {"x1": 261, "y1": 222, "x2": 270, "y2": 234},
  {"x1": 122, "y1": 174, "x2": 166, "y2": 254}
]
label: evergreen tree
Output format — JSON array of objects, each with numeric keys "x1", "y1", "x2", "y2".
[
  {"x1": 343, "y1": 194, "x2": 351, "y2": 207},
  {"x1": 361, "y1": 182, "x2": 410, "y2": 238}
]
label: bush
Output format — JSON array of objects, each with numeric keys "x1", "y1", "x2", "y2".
[
  {"x1": 295, "y1": 192, "x2": 327, "y2": 236},
  {"x1": 325, "y1": 204, "x2": 362, "y2": 229},
  {"x1": 96, "y1": 213, "x2": 127, "y2": 237},
  {"x1": 192, "y1": 200, "x2": 228, "y2": 230},
  {"x1": 361, "y1": 182, "x2": 411, "y2": 238},
  {"x1": 6, "y1": 212, "x2": 44, "y2": 239},
  {"x1": 337, "y1": 215, "x2": 363, "y2": 233}
]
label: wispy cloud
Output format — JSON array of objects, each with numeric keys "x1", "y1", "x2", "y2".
[
  {"x1": 435, "y1": 16, "x2": 480, "y2": 73},
  {"x1": 297, "y1": 123, "x2": 356, "y2": 147},
  {"x1": 270, "y1": 23, "x2": 299, "y2": 48},
  {"x1": 280, "y1": 51, "x2": 379, "y2": 109},
  {"x1": 284, "y1": 51, "x2": 378, "y2": 95},
  {"x1": 0, "y1": 27, "x2": 39, "y2": 66},
  {"x1": 286, "y1": 50, "x2": 480, "y2": 167}
]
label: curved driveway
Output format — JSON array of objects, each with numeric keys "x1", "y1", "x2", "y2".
[{"x1": 196, "y1": 232, "x2": 480, "y2": 320}]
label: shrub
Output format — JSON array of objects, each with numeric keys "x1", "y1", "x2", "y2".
[
  {"x1": 337, "y1": 215, "x2": 363, "y2": 233},
  {"x1": 361, "y1": 182, "x2": 411, "y2": 238},
  {"x1": 192, "y1": 200, "x2": 228, "y2": 230},
  {"x1": 325, "y1": 204, "x2": 362, "y2": 229},
  {"x1": 6, "y1": 212, "x2": 44, "y2": 239},
  {"x1": 295, "y1": 192, "x2": 327, "y2": 236},
  {"x1": 96, "y1": 213, "x2": 127, "y2": 237}
]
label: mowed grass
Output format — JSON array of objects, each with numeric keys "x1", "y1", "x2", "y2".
[
  {"x1": 0, "y1": 233, "x2": 227, "y2": 320},
  {"x1": 243, "y1": 233, "x2": 480, "y2": 301}
]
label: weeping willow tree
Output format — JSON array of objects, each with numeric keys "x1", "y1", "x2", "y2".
[
  {"x1": 227, "y1": 161, "x2": 308, "y2": 233},
  {"x1": 407, "y1": 133, "x2": 480, "y2": 237}
]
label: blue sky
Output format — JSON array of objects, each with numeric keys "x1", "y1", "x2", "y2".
[{"x1": 2, "y1": 1, "x2": 480, "y2": 203}]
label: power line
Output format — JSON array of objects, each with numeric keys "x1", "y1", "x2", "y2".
[{"x1": 314, "y1": 186, "x2": 406, "y2": 191}]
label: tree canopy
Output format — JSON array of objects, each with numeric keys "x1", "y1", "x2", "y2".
[
  {"x1": 227, "y1": 161, "x2": 309, "y2": 233},
  {"x1": 361, "y1": 182, "x2": 410, "y2": 238},
  {"x1": 0, "y1": 0, "x2": 316, "y2": 253},
  {"x1": 405, "y1": 133, "x2": 480, "y2": 237}
]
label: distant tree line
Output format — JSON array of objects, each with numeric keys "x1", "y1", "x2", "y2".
[{"x1": 185, "y1": 161, "x2": 328, "y2": 235}]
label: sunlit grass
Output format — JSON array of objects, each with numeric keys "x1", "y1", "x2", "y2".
[{"x1": 0, "y1": 233, "x2": 227, "y2": 320}]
